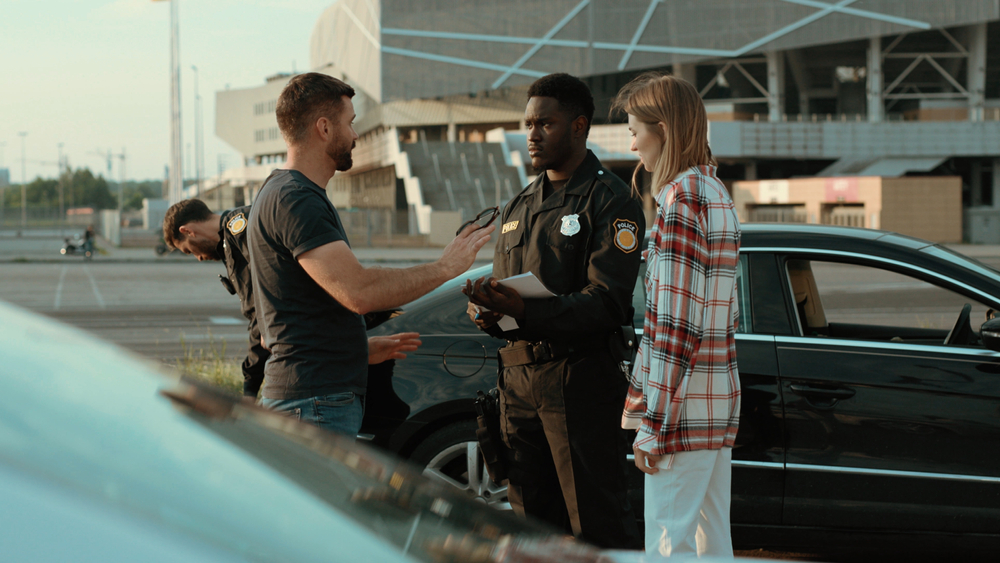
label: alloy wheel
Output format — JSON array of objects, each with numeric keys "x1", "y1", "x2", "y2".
[{"x1": 421, "y1": 440, "x2": 509, "y2": 510}]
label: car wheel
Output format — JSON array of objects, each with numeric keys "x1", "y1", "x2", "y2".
[{"x1": 410, "y1": 420, "x2": 510, "y2": 510}]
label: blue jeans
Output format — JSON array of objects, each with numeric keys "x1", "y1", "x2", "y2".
[{"x1": 262, "y1": 391, "x2": 363, "y2": 438}]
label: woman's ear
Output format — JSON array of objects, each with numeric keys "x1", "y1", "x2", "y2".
[{"x1": 656, "y1": 121, "x2": 669, "y2": 141}]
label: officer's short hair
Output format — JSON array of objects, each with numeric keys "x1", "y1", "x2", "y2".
[
  {"x1": 527, "y1": 73, "x2": 595, "y2": 136},
  {"x1": 163, "y1": 198, "x2": 212, "y2": 249},
  {"x1": 277, "y1": 73, "x2": 356, "y2": 145}
]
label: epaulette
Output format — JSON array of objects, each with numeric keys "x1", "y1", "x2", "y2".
[{"x1": 594, "y1": 168, "x2": 631, "y2": 197}]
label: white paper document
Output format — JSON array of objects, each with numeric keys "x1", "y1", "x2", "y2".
[
  {"x1": 470, "y1": 272, "x2": 555, "y2": 332},
  {"x1": 495, "y1": 272, "x2": 555, "y2": 299}
]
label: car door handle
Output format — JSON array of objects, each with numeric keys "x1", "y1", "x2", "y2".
[{"x1": 789, "y1": 384, "x2": 856, "y2": 400}]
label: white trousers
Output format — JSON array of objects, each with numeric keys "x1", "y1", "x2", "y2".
[{"x1": 644, "y1": 447, "x2": 733, "y2": 558}]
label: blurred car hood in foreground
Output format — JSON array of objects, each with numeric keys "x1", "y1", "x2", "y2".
[{"x1": 0, "y1": 299, "x2": 610, "y2": 563}]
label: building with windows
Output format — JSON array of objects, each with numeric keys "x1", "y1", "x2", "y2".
[{"x1": 214, "y1": 0, "x2": 1000, "y2": 242}]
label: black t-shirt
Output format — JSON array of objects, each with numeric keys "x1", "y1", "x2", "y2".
[{"x1": 247, "y1": 169, "x2": 368, "y2": 400}]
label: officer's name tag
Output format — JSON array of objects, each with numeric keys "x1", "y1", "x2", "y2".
[{"x1": 502, "y1": 220, "x2": 519, "y2": 234}]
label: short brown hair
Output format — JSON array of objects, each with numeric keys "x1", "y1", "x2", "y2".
[
  {"x1": 276, "y1": 73, "x2": 356, "y2": 145},
  {"x1": 612, "y1": 73, "x2": 715, "y2": 195},
  {"x1": 163, "y1": 199, "x2": 212, "y2": 249}
]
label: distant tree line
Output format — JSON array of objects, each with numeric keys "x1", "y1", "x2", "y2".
[{"x1": 1, "y1": 168, "x2": 163, "y2": 212}]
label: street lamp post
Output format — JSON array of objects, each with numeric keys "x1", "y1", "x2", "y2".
[
  {"x1": 191, "y1": 64, "x2": 202, "y2": 199},
  {"x1": 118, "y1": 148, "x2": 126, "y2": 218},
  {"x1": 154, "y1": 0, "x2": 183, "y2": 204},
  {"x1": 0, "y1": 141, "x2": 6, "y2": 224},
  {"x1": 57, "y1": 142, "x2": 65, "y2": 233},
  {"x1": 18, "y1": 132, "x2": 27, "y2": 233}
]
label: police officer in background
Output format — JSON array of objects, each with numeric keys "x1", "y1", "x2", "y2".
[
  {"x1": 163, "y1": 199, "x2": 268, "y2": 399},
  {"x1": 464, "y1": 73, "x2": 643, "y2": 549}
]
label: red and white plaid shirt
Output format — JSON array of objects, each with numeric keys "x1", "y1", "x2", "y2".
[{"x1": 623, "y1": 165, "x2": 741, "y2": 456}]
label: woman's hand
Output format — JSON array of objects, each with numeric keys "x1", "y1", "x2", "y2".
[{"x1": 633, "y1": 446, "x2": 664, "y2": 475}]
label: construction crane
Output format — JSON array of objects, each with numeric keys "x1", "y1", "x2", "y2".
[
  {"x1": 87, "y1": 149, "x2": 114, "y2": 178},
  {"x1": 86, "y1": 148, "x2": 127, "y2": 214}
]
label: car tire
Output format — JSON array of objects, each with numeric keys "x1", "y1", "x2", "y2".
[{"x1": 409, "y1": 420, "x2": 510, "y2": 510}]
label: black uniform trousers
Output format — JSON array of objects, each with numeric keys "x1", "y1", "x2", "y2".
[{"x1": 499, "y1": 345, "x2": 639, "y2": 549}]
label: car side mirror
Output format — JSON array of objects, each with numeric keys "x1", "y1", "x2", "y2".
[{"x1": 980, "y1": 318, "x2": 1000, "y2": 352}]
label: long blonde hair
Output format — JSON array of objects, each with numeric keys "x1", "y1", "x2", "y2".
[{"x1": 611, "y1": 73, "x2": 715, "y2": 195}]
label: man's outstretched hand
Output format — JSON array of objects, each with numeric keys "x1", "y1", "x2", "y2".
[
  {"x1": 368, "y1": 332, "x2": 422, "y2": 364},
  {"x1": 439, "y1": 223, "x2": 495, "y2": 278},
  {"x1": 463, "y1": 276, "x2": 525, "y2": 320}
]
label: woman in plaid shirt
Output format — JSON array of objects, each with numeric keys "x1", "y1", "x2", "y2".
[{"x1": 614, "y1": 73, "x2": 742, "y2": 558}]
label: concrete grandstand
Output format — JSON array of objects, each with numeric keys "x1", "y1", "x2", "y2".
[{"x1": 210, "y1": 0, "x2": 1000, "y2": 243}]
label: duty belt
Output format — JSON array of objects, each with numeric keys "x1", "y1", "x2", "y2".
[{"x1": 499, "y1": 338, "x2": 602, "y2": 367}]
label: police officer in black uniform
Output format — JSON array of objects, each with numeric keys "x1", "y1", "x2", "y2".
[
  {"x1": 218, "y1": 206, "x2": 269, "y2": 398},
  {"x1": 162, "y1": 199, "x2": 268, "y2": 398},
  {"x1": 465, "y1": 74, "x2": 643, "y2": 549}
]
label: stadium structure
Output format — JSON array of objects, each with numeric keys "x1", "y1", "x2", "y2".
[{"x1": 211, "y1": 0, "x2": 1000, "y2": 243}]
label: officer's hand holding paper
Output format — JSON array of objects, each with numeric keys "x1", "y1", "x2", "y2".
[{"x1": 463, "y1": 272, "x2": 555, "y2": 332}]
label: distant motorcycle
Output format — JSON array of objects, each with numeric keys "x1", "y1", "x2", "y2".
[
  {"x1": 155, "y1": 242, "x2": 181, "y2": 256},
  {"x1": 61, "y1": 236, "x2": 94, "y2": 260}
]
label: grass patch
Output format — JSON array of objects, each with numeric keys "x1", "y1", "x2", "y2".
[{"x1": 172, "y1": 332, "x2": 244, "y2": 397}]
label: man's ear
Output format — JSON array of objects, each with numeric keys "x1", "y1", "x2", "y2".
[
  {"x1": 315, "y1": 116, "x2": 331, "y2": 141},
  {"x1": 177, "y1": 224, "x2": 195, "y2": 238},
  {"x1": 572, "y1": 115, "x2": 589, "y2": 139}
]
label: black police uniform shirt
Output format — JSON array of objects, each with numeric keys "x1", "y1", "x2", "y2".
[
  {"x1": 247, "y1": 170, "x2": 368, "y2": 400},
  {"x1": 218, "y1": 206, "x2": 269, "y2": 397},
  {"x1": 218, "y1": 207, "x2": 255, "y2": 323},
  {"x1": 493, "y1": 150, "x2": 644, "y2": 342}
]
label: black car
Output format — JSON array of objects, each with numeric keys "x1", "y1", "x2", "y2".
[{"x1": 361, "y1": 224, "x2": 1000, "y2": 553}]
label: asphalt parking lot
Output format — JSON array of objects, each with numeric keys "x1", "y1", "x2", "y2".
[
  {"x1": 0, "y1": 231, "x2": 495, "y2": 364},
  {"x1": 5, "y1": 230, "x2": 1000, "y2": 363}
]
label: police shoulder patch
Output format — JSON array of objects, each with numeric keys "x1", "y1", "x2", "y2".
[
  {"x1": 613, "y1": 218, "x2": 639, "y2": 253},
  {"x1": 227, "y1": 213, "x2": 247, "y2": 236}
]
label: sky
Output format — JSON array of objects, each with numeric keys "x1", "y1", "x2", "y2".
[{"x1": 1, "y1": 0, "x2": 335, "y2": 183}]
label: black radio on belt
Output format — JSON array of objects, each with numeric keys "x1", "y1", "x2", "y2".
[{"x1": 218, "y1": 275, "x2": 236, "y2": 295}]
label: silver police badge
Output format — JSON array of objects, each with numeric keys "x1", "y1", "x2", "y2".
[{"x1": 560, "y1": 214, "x2": 581, "y2": 236}]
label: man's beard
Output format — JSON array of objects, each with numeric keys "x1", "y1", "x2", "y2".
[
  {"x1": 330, "y1": 140, "x2": 356, "y2": 172},
  {"x1": 194, "y1": 238, "x2": 221, "y2": 261}
]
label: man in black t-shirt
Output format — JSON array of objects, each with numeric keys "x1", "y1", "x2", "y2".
[
  {"x1": 248, "y1": 73, "x2": 493, "y2": 437},
  {"x1": 162, "y1": 198, "x2": 421, "y2": 401}
]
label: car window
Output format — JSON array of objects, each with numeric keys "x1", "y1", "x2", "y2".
[
  {"x1": 786, "y1": 259, "x2": 992, "y2": 345},
  {"x1": 736, "y1": 255, "x2": 751, "y2": 333},
  {"x1": 922, "y1": 245, "x2": 1000, "y2": 280},
  {"x1": 631, "y1": 255, "x2": 752, "y2": 333}
]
